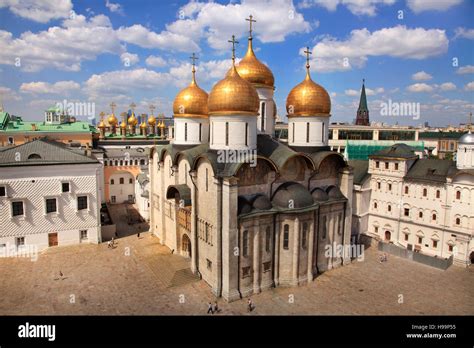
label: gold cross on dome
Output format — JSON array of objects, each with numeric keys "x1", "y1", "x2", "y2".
[
  {"x1": 228, "y1": 35, "x2": 239, "y2": 62},
  {"x1": 304, "y1": 46, "x2": 312, "y2": 68},
  {"x1": 246, "y1": 14, "x2": 256, "y2": 38},
  {"x1": 149, "y1": 104, "x2": 156, "y2": 115},
  {"x1": 129, "y1": 102, "x2": 136, "y2": 111},
  {"x1": 189, "y1": 53, "x2": 198, "y2": 67},
  {"x1": 109, "y1": 102, "x2": 116, "y2": 114}
]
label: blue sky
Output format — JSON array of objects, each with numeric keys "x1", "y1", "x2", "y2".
[{"x1": 0, "y1": 0, "x2": 473, "y2": 127}]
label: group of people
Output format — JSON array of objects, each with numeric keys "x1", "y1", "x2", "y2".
[
  {"x1": 107, "y1": 237, "x2": 115, "y2": 249},
  {"x1": 206, "y1": 298, "x2": 255, "y2": 314},
  {"x1": 379, "y1": 253, "x2": 388, "y2": 263}
]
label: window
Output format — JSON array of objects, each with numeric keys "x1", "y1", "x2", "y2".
[
  {"x1": 432, "y1": 213, "x2": 436, "y2": 221},
  {"x1": 436, "y1": 190, "x2": 440, "y2": 198},
  {"x1": 16, "y1": 237, "x2": 25, "y2": 248},
  {"x1": 110, "y1": 179, "x2": 114, "y2": 185},
  {"x1": 448, "y1": 245, "x2": 453, "y2": 252},
  {"x1": 199, "y1": 123, "x2": 202, "y2": 142},
  {"x1": 0, "y1": 186, "x2": 6, "y2": 197},
  {"x1": 292, "y1": 123, "x2": 295, "y2": 143},
  {"x1": 418, "y1": 237, "x2": 423, "y2": 244},
  {"x1": 8, "y1": 137, "x2": 14, "y2": 144},
  {"x1": 261, "y1": 102, "x2": 266, "y2": 130},
  {"x1": 80, "y1": 230, "x2": 88, "y2": 241},
  {"x1": 283, "y1": 224, "x2": 289, "y2": 249},
  {"x1": 206, "y1": 259, "x2": 212, "y2": 270},
  {"x1": 245, "y1": 122, "x2": 248, "y2": 146},
  {"x1": 265, "y1": 227, "x2": 271, "y2": 253},
  {"x1": 302, "y1": 222, "x2": 308, "y2": 249},
  {"x1": 263, "y1": 261, "x2": 271, "y2": 272},
  {"x1": 242, "y1": 230, "x2": 248, "y2": 257},
  {"x1": 404, "y1": 208, "x2": 409, "y2": 217},
  {"x1": 388, "y1": 183, "x2": 392, "y2": 191},
  {"x1": 385, "y1": 162, "x2": 389, "y2": 169},
  {"x1": 404, "y1": 233, "x2": 409, "y2": 241},
  {"x1": 184, "y1": 122, "x2": 188, "y2": 141},
  {"x1": 46, "y1": 198, "x2": 57, "y2": 214},
  {"x1": 129, "y1": 178, "x2": 133, "y2": 184},
  {"x1": 242, "y1": 266, "x2": 251, "y2": 278},
  {"x1": 77, "y1": 196, "x2": 88, "y2": 210},
  {"x1": 395, "y1": 163, "x2": 399, "y2": 170},
  {"x1": 455, "y1": 217, "x2": 460, "y2": 225},
  {"x1": 423, "y1": 188, "x2": 427, "y2": 197},
  {"x1": 140, "y1": 159, "x2": 145, "y2": 165},
  {"x1": 419, "y1": 212, "x2": 423, "y2": 218},
  {"x1": 387, "y1": 205, "x2": 391, "y2": 212},
  {"x1": 120, "y1": 178, "x2": 124, "y2": 184},
  {"x1": 375, "y1": 161, "x2": 380, "y2": 168},
  {"x1": 404, "y1": 186, "x2": 409, "y2": 194},
  {"x1": 374, "y1": 226, "x2": 379, "y2": 233},
  {"x1": 456, "y1": 191, "x2": 461, "y2": 200},
  {"x1": 12, "y1": 201, "x2": 24, "y2": 217},
  {"x1": 120, "y1": 160, "x2": 123, "y2": 166},
  {"x1": 205, "y1": 168, "x2": 209, "y2": 192},
  {"x1": 432, "y1": 240, "x2": 438, "y2": 248},
  {"x1": 225, "y1": 122, "x2": 229, "y2": 146},
  {"x1": 377, "y1": 182, "x2": 381, "y2": 190},
  {"x1": 62, "y1": 182, "x2": 70, "y2": 193},
  {"x1": 374, "y1": 202, "x2": 377, "y2": 209},
  {"x1": 111, "y1": 196, "x2": 116, "y2": 203},
  {"x1": 114, "y1": 160, "x2": 118, "y2": 166},
  {"x1": 322, "y1": 123, "x2": 325, "y2": 142},
  {"x1": 306, "y1": 122, "x2": 310, "y2": 143}
]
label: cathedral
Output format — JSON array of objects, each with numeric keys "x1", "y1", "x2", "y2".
[{"x1": 149, "y1": 16, "x2": 354, "y2": 301}]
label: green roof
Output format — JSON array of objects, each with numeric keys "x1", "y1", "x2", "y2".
[
  {"x1": 345, "y1": 140, "x2": 425, "y2": 160},
  {"x1": 1, "y1": 115, "x2": 95, "y2": 133},
  {"x1": 405, "y1": 158, "x2": 455, "y2": 183}
]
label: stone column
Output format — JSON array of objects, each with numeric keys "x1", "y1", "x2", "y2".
[
  {"x1": 307, "y1": 220, "x2": 315, "y2": 283},
  {"x1": 339, "y1": 167, "x2": 354, "y2": 265},
  {"x1": 292, "y1": 217, "x2": 300, "y2": 286},
  {"x1": 190, "y1": 171, "x2": 198, "y2": 274},
  {"x1": 274, "y1": 218, "x2": 280, "y2": 287},
  {"x1": 253, "y1": 224, "x2": 261, "y2": 294},
  {"x1": 328, "y1": 214, "x2": 335, "y2": 270},
  {"x1": 159, "y1": 161, "x2": 166, "y2": 245}
]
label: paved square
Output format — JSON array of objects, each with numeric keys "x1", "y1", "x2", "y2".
[{"x1": 0, "y1": 232, "x2": 472, "y2": 315}]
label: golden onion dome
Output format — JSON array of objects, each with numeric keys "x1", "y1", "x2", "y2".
[
  {"x1": 148, "y1": 114, "x2": 156, "y2": 125},
  {"x1": 140, "y1": 121, "x2": 147, "y2": 129},
  {"x1": 236, "y1": 37, "x2": 274, "y2": 89},
  {"x1": 128, "y1": 113, "x2": 138, "y2": 125},
  {"x1": 120, "y1": 121, "x2": 127, "y2": 129},
  {"x1": 286, "y1": 64, "x2": 331, "y2": 117},
  {"x1": 107, "y1": 113, "x2": 118, "y2": 126},
  {"x1": 208, "y1": 64, "x2": 259, "y2": 116},
  {"x1": 97, "y1": 120, "x2": 106, "y2": 129},
  {"x1": 173, "y1": 70, "x2": 208, "y2": 118}
]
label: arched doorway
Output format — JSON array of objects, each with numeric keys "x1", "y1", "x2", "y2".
[
  {"x1": 470, "y1": 251, "x2": 474, "y2": 265},
  {"x1": 182, "y1": 234, "x2": 191, "y2": 258},
  {"x1": 385, "y1": 231, "x2": 391, "y2": 241}
]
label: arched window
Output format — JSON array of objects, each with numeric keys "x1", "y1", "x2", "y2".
[
  {"x1": 306, "y1": 122, "x2": 310, "y2": 143},
  {"x1": 419, "y1": 211, "x2": 423, "y2": 218},
  {"x1": 242, "y1": 230, "x2": 249, "y2": 257},
  {"x1": 302, "y1": 222, "x2": 308, "y2": 249},
  {"x1": 129, "y1": 178, "x2": 133, "y2": 184},
  {"x1": 120, "y1": 178, "x2": 124, "y2": 184},
  {"x1": 388, "y1": 205, "x2": 392, "y2": 212},
  {"x1": 283, "y1": 224, "x2": 289, "y2": 249},
  {"x1": 184, "y1": 123, "x2": 188, "y2": 141},
  {"x1": 374, "y1": 202, "x2": 377, "y2": 209},
  {"x1": 261, "y1": 102, "x2": 265, "y2": 130},
  {"x1": 199, "y1": 123, "x2": 202, "y2": 142},
  {"x1": 456, "y1": 191, "x2": 461, "y2": 200},
  {"x1": 455, "y1": 217, "x2": 460, "y2": 225},
  {"x1": 436, "y1": 190, "x2": 440, "y2": 198},
  {"x1": 405, "y1": 186, "x2": 409, "y2": 194},
  {"x1": 432, "y1": 213, "x2": 437, "y2": 221},
  {"x1": 110, "y1": 179, "x2": 114, "y2": 185},
  {"x1": 423, "y1": 188, "x2": 427, "y2": 197},
  {"x1": 265, "y1": 226, "x2": 271, "y2": 252}
]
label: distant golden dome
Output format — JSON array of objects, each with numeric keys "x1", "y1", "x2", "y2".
[
  {"x1": 97, "y1": 120, "x2": 106, "y2": 129},
  {"x1": 286, "y1": 68, "x2": 331, "y2": 117},
  {"x1": 148, "y1": 114, "x2": 156, "y2": 125},
  {"x1": 208, "y1": 65, "x2": 259, "y2": 116},
  {"x1": 236, "y1": 38, "x2": 274, "y2": 89},
  {"x1": 173, "y1": 72, "x2": 208, "y2": 118},
  {"x1": 120, "y1": 121, "x2": 127, "y2": 129},
  {"x1": 128, "y1": 113, "x2": 138, "y2": 125},
  {"x1": 108, "y1": 113, "x2": 118, "y2": 126},
  {"x1": 140, "y1": 121, "x2": 147, "y2": 129}
]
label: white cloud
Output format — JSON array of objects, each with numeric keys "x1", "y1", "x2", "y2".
[
  {"x1": 0, "y1": 0, "x2": 73, "y2": 23},
  {"x1": 299, "y1": 0, "x2": 395, "y2": 16},
  {"x1": 454, "y1": 27, "x2": 474, "y2": 40},
  {"x1": 145, "y1": 55, "x2": 168, "y2": 68},
  {"x1": 345, "y1": 86, "x2": 384, "y2": 96},
  {"x1": 411, "y1": 71, "x2": 432, "y2": 81},
  {"x1": 166, "y1": 0, "x2": 311, "y2": 50},
  {"x1": 0, "y1": 86, "x2": 22, "y2": 101},
  {"x1": 457, "y1": 65, "x2": 474, "y2": 74},
  {"x1": 407, "y1": 0, "x2": 463, "y2": 13},
  {"x1": 117, "y1": 24, "x2": 199, "y2": 52},
  {"x1": 20, "y1": 80, "x2": 80, "y2": 94},
  {"x1": 105, "y1": 0, "x2": 123, "y2": 14},
  {"x1": 406, "y1": 83, "x2": 434, "y2": 92},
  {"x1": 465, "y1": 82, "x2": 474, "y2": 91},
  {"x1": 120, "y1": 52, "x2": 139, "y2": 66},
  {"x1": 439, "y1": 82, "x2": 456, "y2": 91},
  {"x1": 345, "y1": 89, "x2": 359, "y2": 96},
  {"x1": 308, "y1": 25, "x2": 448, "y2": 72}
]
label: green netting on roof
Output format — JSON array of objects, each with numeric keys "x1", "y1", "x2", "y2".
[{"x1": 344, "y1": 140, "x2": 425, "y2": 160}]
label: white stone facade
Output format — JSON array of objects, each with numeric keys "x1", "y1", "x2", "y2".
[
  {"x1": 288, "y1": 116, "x2": 329, "y2": 147},
  {"x1": 256, "y1": 87, "x2": 275, "y2": 136},
  {"x1": 173, "y1": 117, "x2": 209, "y2": 146},
  {"x1": 209, "y1": 115, "x2": 258, "y2": 151}
]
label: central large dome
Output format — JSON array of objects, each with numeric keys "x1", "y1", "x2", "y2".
[
  {"x1": 236, "y1": 38, "x2": 274, "y2": 89},
  {"x1": 208, "y1": 65, "x2": 260, "y2": 116}
]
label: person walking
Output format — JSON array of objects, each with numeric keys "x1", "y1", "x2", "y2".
[
  {"x1": 137, "y1": 231, "x2": 141, "y2": 238},
  {"x1": 247, "y1": 298, "x2": 253, "y2": 312},
  {"x1": 213, "y1": 301, "x2": 219, "y2": 314},
  {"x1": 207, "y1": 302, "x2": 213, "y2": 314}
]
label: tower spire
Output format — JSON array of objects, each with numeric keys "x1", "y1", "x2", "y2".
[
  {"x1": 303, "y1": 46, "x2": 312, "y2": 80},
  {"x1": 355, "y1": 79, "x2": 369, "y2": 126}
]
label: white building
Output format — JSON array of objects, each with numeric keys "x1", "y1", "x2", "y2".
[
  {"x1": 135, "y1": 172, "x2": 150, "y2": 221},
  {"x1": 0, "y1": 139, "x2": 102, "y2": 252},
  {"x1": 352, "y1": 136, "x2": 474, "y2": 267}
]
